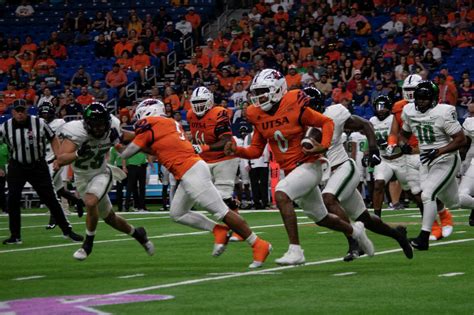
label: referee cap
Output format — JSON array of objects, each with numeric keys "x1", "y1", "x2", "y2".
[{"x1": 13, "y1": 99, "x2": 27, "y2": 110}]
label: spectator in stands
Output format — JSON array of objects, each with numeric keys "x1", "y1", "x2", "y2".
[
  {"x1": 94, "y1": 34, "x2": 113, "y2": 59},
  {"x1": 36, "y1": 87, "x2": 55, "y2": 106},
  {"x1": 347, "y1": 69, "x2": 368, "y2": 93},
  {"x1": 76, "y1": 86, "x2": 95, "y2": 106},
  {"x1": 62, "y1": 94, "x2": 83, "y2": 119},
  {"x1": 149, "y1": 35, "x2": 169, "y2": 75},
  {"x1": 91, "y1": 11, "x2": 106, "y2": 32},
  {"x1": 394, "y1": 55, "x2": 409, "y2": 81},
  {"x1": 370, "y1": 80, "x2": 389, "y2": 104},
  {"x1": 423, "y1": 40, "x2": 442, "y2": 63},
  {"x1": 217, "y1": 67, "x2": 234, "y2": 92},
  {"x1": 162, "y1": 21, "x2": 184, "y2": 43},
  {"x1": 332, "y1": 82, "x2": 353, "y2": 104},
  {"x1": 315, "y1": 72, "x2": 333, "y2": 98},
  {"x1": 382, "y1": 35, "x2": 398, "y2": 58},
  {"x1": 0, "y1": 50, "x2": 17, "y2": 76},
  {"x1": 132, "y1": 45, "x2": 151, "y2": 86},
  {"x1": 438, "y1": 73, "x2": 458, "y2": 106},
  {"x1": 20, "y1": 35, "x2": 38, "y2": 55},
  {"x1": 397, "y1": 33, "x2": 413, "y2": 56},
  {"x1": 74, "y1": 10, "x2": 89, "y2": 33},
  {"x1": 15, "y1": 0, "x2": 34, "y2": 17},
  {"x1": 352, "y1": 82, "x2": 371, "y2": 107},
  {"x1": 378, "y1": 12, "x2": 404, "y2": 38},
  {"x1": 153, "y1": 6, "x2": 172, "y2": 32},
  {"x1": 70, "y1": 66, "x2": 92, "y2": 88},
  {"x1": 17, "y1": 82, "x2": 36, "y2": 105},
  {"x1": 301, "y1": 66, "x2": 318, "y2": 87},
  {"x1": 175, "y1": 15, "x2": 193, "y2": 38},
  {"x1": 230, "y1": 81, "x2": 248, "y2": 109},
  {"x1": 421, "y1": 51, "x2": 438, "y2": 71},
  {"x1": 457, "y1": 78, "x2": 473, "y2": 122},
  {"x1": 2, "y1": 82, "x2": 19, "y2": 108},
  {"x1": 105, "y1": 63, "x2": 127, "y2": 99},
  {"x1": 114, "y1": 33, "x2": 134, "y2": 58},
  {"x1": 89, "y1": 80, "x2": 108, "y2": 103},
  {"x1": 164, "y1": 87, "x2": 181, "y2": 112},
  {"x1": 33, "y1": 53, "x2": 56, "y2": 76},
  {"x1": 347, "y1": 8, "x2": 368, "y2": 31},
  {"x1": 127, "y1": 14, "x2": 143, "y2": 36},
  {"x1": 104, "y1": 11, "x2": 117, "y2": 32},
  {"x1": 43, "y1": 67, "x2": 61, "y2": 89},
  {"x1": 355, "y1": 20, "x2": 372, "y2": 36},
  {"x1": 49, "y1": 41, "x2": 67, "y2": 60},
  {"x1": 341, "y1": 59, "x2": 355, "y2": 83},
  {"x1": 185, "y1": 7, "x2": 202, "y2": 42}
]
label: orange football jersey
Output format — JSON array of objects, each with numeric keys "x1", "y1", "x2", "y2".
[
  {"x1": 391, "y1": 99, "x2": 418, "y2": 148},
  {"x1": 186, "y1": 106, "x2": 234, "y2": 163},
  {"x1": 236, "y1": 89, "x2": 334, "y2": 173},
  {"x1": 132, "y1": 116, "x2": 201, "y2": 180}
]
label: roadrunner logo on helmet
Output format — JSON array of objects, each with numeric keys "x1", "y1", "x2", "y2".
[
  {"x1": 402, "y1": 74, "x2": 422, "y2": 102},
  {"x1": 134, "y1": 98, "x2": 166, "y2": 121},
  {"x1": 250, "y1": 69, "x2": 287, "y2": 111},
  {"x1": 190, "y1": 86, "x2": 214, "y2": 117}
]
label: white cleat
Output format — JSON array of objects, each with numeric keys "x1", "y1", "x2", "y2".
[
  {"x1": 352, "y1": 222, "x2": 375, "y2": 257},
  {"x1": 429, "y1": 234, "x2": 438, "y2": 241},
  {"x1": 275, "y1": 248, "x2": 305, "y2": 266},
  {"x1": 212, "y1": 244, "x2": 227, "y2": 257},
  {"x1": 248, "y1": 261, "x2": 264, "y2": 269},
  {"x1": 73, "y1": 248, "x2": 88, "y2": 261},
  {"x1": 442, "y1": 226, "x2": 453, "y2": 238},
  {"x1": 143, "y1": 241, "x2": 155, "y2": 256}
]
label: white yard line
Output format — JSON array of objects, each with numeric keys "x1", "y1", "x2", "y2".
[
  {"x1": 438, "y1": 272, "x2": 465, "y2": 277},
  {"x1": 13, "y1": 275, "x2": 45, "y2": 281},
  {"x1": 117, "y1": 274, "x2": 145, "y2": 279},
  {"x1": 108, "y1": 238, "x2": 474, "y2": 296},
  {"x1": 333, "y1": 272, "x2": 357, "y2": 276}
]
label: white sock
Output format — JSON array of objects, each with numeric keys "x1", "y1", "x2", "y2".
[
  {"x1": 422, "y1": 200, "x2": 437, "y2": 232},
  {"x1": 289, "y1": 244, "x2": 301, "y2": 252},
  {"x1": 128, "y1": 226, "x2": 135, "y2": 236},
  {"x1": 86, "y1": 229, "x2": 96, "y2": 236},
  {"x1": 246, "y1": 232, "x2": 257, "y2": 246}
]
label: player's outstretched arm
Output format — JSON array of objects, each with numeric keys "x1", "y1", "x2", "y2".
[
  {"x1": 119, "y1": 143, "x2": 142, "y2": 159},
  {"x1": 438, "y1": 130, "x2": 467, "y2": 155},
  {"x1": 227, "y1": 130, "x2": 267, "y2": 159}
]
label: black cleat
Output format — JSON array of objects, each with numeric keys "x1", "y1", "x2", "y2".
[
  {"x1": 45, "y1": 224, "x2": 56, "y2": 230},
  {"x1": 343, "y1": 249, "x2": 360, "y2": 262},
  {"x1": 64, "y1": 230, "x2": 84, "y2": 242},
  {"x1": 3, "y1": 237, "x2": 22, "y2": 245},
  {"x1": 409, "y1": 237, "x2": 429, "y2": 251},
  {"x1": 469, "y1": 210, "x2": 474, "y2": 227},
  {"x1": 395, "y1": 226, "x2": 413, "y2": 259},
  {"x1": 133, "y1": 227, "x2": 155, "y2": 256}
]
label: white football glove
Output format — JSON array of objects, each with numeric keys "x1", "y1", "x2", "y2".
[{"x1": 385, "y1": 144, "x2": 396, "y2": 156}]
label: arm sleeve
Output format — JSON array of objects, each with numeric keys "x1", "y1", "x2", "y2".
[
  {"x1": 235, "y1": 129, "x2": 267, "y2": 159},
  {"x1": 120, "y1": 143, "x2": 142, "y2": 159},
  {"x1": 300, "y1": 107, "x2": 335, "y2": 148},
  {"x1": 215, "y1": 109, "x2": 232, "y2": 138}
]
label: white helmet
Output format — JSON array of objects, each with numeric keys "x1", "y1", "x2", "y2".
[
  {"x1": 250, "y1": 68, "x2": 287, "y2": 111},
  {"x1": 402, "y1": 74, "x2": 422, "y2": 102},
  {"x1": 190, "y1": 86, "x2": 214, "y2": 116},
  {"x1": 134, "y1": 98, "x2": 166, "y2": 121}
]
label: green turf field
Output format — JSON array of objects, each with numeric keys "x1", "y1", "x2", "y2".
[{"x1": 0, "y1": 208, "x2": 473, "y2": 314}]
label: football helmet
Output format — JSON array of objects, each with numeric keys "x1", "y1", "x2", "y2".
[
  {"x1": 38, "y1": 102, "x2": 55, "y2": 123},
  {"x1": 83, "y1": 102, "x2": 111, "y2": 139},
  {"x1": 373, "y1": 95, "x2": 393, "y2": 121},
  {"x1": 414, "y1": 80, "x2": 439, "y2": 113},
  {"x1": 402, "y1": 74, "x2": 422, "y2": 102},
  {"x1": 190, "y1": 86, "x2": 214, "y2": 117},
  {"x1": 134, "y1": 98, "x2": 166, "y2": 121},
  {"x1": 249, "y1": 69, "x2": 287, "y2": 111},
  {"x1": 303, "y1": 86, "x2": 325, "y2": 112}
]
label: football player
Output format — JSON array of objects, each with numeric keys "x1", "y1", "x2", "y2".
[
  {"x1": 459, "y1": 103, "x2": 474, "y2": 226},
  {"x1": 387, "y1": 74, "x2": 454, "y2": 240},
  {"x1": 188, "y1": 86, "x2": 243, "y2": 239},
  {"x1": 400, "y1": 81, "x2": 466, "y2": 250},
  {"x1": 56, "y1": 102, "x2": 155, "y2": 260},
  {"x1": 225, "y1": 69, "x2": 374, "y2": 266},
  {"x1": 119, "y1": 99, "x2": 272, "y2": 268},
  {"x1": 39, "y1": 102, "x2": 84, "y2": 229},
  {"x1": 305, "y1": 88, "x2": 412, "y2": 262}
]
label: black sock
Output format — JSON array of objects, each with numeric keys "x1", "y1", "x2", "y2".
[
  {"x1": 346, "y1": 235, "x2": 358, "y2": 250},
  {"x1": 83, "y1": 235, "x2": 95, "y2": 254},
  {"x1": 419, "y1": 230, "x2": 430, "y2": 242},
  {"x1": 374, "y1": 209, "x2": 381, "y2": 218}
]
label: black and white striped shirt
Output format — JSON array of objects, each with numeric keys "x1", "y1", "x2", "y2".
[{"x1": 0, "y1": 115, "x2": 55, "y2": 164}]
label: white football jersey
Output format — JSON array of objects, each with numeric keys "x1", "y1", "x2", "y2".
[
  {"x1": 462, "y1": 117, "x2": 474, "y2": 165},
  {"x1": 369, "y1": 114, "x2": 398, "y2": 156},
  {"x1": 348, "y1": 131, "x2": 367, "y2": 163},
  {"x1": 401, "y1": 103, "x2": 462, "y2": 151},
  {"x1": 45, "y1": 118, "x2": 66, "y2": 161},
  {"x1": 323, "y1": 104, "x2": 351, "y2": 166},
  {"x1": 60, "y1": 115, "x2": 122, "y2": 178}
]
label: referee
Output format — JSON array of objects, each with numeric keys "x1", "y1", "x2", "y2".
[{"x1": 0, "y1": 99, "x2": 83, "y2": 244}]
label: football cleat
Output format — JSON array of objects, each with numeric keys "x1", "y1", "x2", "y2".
[
  {"x1": 469, "y1": 210, "x2": 474, "y2": 226},
  {"x1": 45, "y1": 224, "x2": 56, "y2": 230},
  {"x1": 64, "y1": 230, "x2": 84, "y2": 242},
  {"x1": 429, "y1": 220, "x2": 442, "y2": 241},
  {"x1": 395, "y1": 226, "x2": 413, "y2": 259},
  {"x1": 409, "y1": 237, "x2": 429, "y2": 251},
  {"x1": 343, "y1": 249, "x2": 365, "y2": 262},
  {"x1": 212, "y1": 225, "x2": 230, "y2": 257},
  {"x1": 73, "y1": 248, "x2": 88, "y2": 261},
  {"x1": 275, "y1": 247, "x2": 305, "y2": 265},
  {"x1": 439, "y1": 209, "x2": 453, "y2": 238},
  {"x1": 229, "y1": 232, "x2": 244, "y2": 242},
  {"x1": 351, "y1": 221, "x2": 375, "y2": 257},
  {"x1": 2, "y1": 237, "x2": 22, "y2": 245},
  {"x1": 249, "y1": 239, "x2": 272, "y2": 269},
  {"x1": 134, "y1": 227, "x2": 155, "y2": 256}
]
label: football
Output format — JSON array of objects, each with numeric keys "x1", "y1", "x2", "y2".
[{"x1": 301, "y1": 127, "x2": 323, "y2": 150}]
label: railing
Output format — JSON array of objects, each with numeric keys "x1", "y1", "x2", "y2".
[
  {"x1": 167, "y1": 50, "x2": 177, "y2": 70},
  {"x1": 182, "y1": 35, "x2": 194, "y2": 57},
  {"x1": 201, "y1": 22, "x2": 211, "y2": 40},
  {"x1": 106, "y1": 98, "x2": 118, "y2": 114},
  {"x1": 144, "y1": 65, "x2": 157, "y2": 86},
  {"x1": 125, "y1": 81, "x2": 138, "y2": 100}
]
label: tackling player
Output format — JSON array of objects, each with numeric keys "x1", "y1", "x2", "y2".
[
  {"x1": 400, "y1": 81, "x2": 466, "y2": 250},
  {"x1": 119, "y1": 99, "x2": 272, "y2": 268},
  {"x1": 459, "y1": 103, "x2": 474, "y2": 226},
  {"x1": 56, "y1": 102, "x2": 155, "y2": 260},
  {"x1": 225, "y1": 69, "x2": 374, "y2": 265}
]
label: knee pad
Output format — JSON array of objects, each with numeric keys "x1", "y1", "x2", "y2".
[{"x1": 223, "y1": 198, "x2": 239, "y2": 211}]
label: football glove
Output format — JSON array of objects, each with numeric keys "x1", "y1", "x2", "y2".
[
  {"x1": 361, "y1": 155, "x2": 369, "y2": 167},
  {"x1": 420, "y1": 149, "x2": 439, "y2": 165},
  {"x1": 368, "y1": 148, "x2": 382, "y2": 167},
  {"x1": 192, "y1": 144, "x2": 209, "y2": 154},
  {"x1": 385, "y1": 144, "x2": 396, "y2": 156},
  {"x1": 376, "y1": 138, "x2": 387, "y2": 149},
  {"x1": 400, "y1": 143, "x2": 413, "y2": 154}
]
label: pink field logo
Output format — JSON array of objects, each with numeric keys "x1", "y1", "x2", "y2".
[{"x1": 0, "y1": 294, "x2": 174, "y2": 314}]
